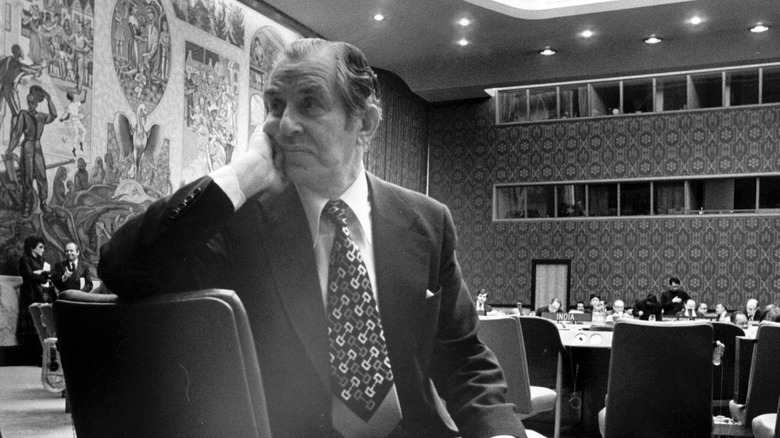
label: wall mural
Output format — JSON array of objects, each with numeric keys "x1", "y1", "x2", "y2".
[
  {"x1": 171, "y1": 0, "x2": 244, "y2": 48},
  {"x1": 180, "y1": 41, "x2": 237, "y2": 184},
  {"x1": 248, "y1": 25, "x2": 283, "y2": 134},
  {"x1": 0, "y1": 0, "x2": 299, "y2": 280}
]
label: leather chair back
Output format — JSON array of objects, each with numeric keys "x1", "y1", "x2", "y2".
[
  {"x1": 712, "y1": 322, "x2": 745, "y2": 402},
  {"x1": 478, "y1": 316, "x2": 534, "y2": 413},
  {"x1": 54, "y1": 289, "x2": 272, "y2": 438},
  {"x1": 745, "y1": 321, "x2": 780, "y2": 424},
  {"x1": 603, "y1": 319, "x2": 713, "y2": 438}
]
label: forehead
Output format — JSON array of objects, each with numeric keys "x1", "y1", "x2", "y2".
[
  {"x1": 65, "y1": 243, "x2": 78, "y2": 251},
  {"x1": 266, "y1": 49, "x2": 336, "y2": 97}
]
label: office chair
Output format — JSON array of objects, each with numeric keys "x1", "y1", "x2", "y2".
[
  {"x1": 712, "y1": 322, "x2": 745, "y2": 410},
  {"x1": 478, "y1": 316, "x2": 557, "y2": 421},
  {"x1": 54, "y1": 289, "x2": 272, "y2": 438},
  {"x1": 728, "y1": 321, "x2": 780, "y2": 434},
  {"x1": 752, "y1": 395, "x2": 780, "y2": 438},
  {"x1": 598, "y1": 319, "x2": 713, "y2": 438}
]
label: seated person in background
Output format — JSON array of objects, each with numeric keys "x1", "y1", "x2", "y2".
[
  {"x1": 714, "y1": 303, "x2": 730, "y2": 323},
  {"x1": 52, "y1": 242, "x2": 93, "y2": 293},
  {"x1": 575, "y1": 301, "x2": 585, "y2": 312},
  {"x1": 745, "y1": 298, "x2": 764, "y2": 322},
  {"x1": 632, "y1": 293, "x2": 663, "y2": 320},
  {"x1": 764, "y1": 306, "x2": 780, "y2": 322},
  {"x1": 608, "y1": 299, "x2": 631, "y2": 321},
  {"x1": 661, "y1": 276, "x2": 691, "y2": 316},
  {"x1": 474, "y1": 289, "x2": 493, "y2": 316},
  {"x1": 536, "y1": 297, "x2": 563, "y2": 316},
  {"x1": 675, "y1": 298, "x2": 704, "y2": 319},
  {"x1": 697, "y1": 302, "x2": 709, "y2": 314},
  {"x1": 731, "y1": 311, "x2": 749, "y2": 329},
  {"x1": 585, "y1": 294, "x2": 601, "y2": 312}
]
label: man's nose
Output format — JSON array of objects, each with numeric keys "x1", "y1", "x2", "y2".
[{"x1": 278, "y1": 108, "x2": 302, "y2": 137}]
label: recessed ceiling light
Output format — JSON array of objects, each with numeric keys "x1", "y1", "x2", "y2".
[
  {"x1": 581, "y1": 30, "x2": 593, "y2": 38},
  {"x1": 539, "y1": 48, "x2": 556, "y2": 56},
  {"x1": 373, "y1": 14, "x2": 385, "y2": 21},
  {"x1": 644, "y1": 35, "x2": 662, "y2": 44},
  {"x1": 751, "y1": 24, "x2": 769, "y2": 33},
  {"x1": 689, "y1": 16, "x2": 702, "y2": 25},
  {"x1": 458, "y1": 18, "x2": 471, "y2": 26},
  {"x1": 458, "y1": 38, "x2": 469, "y2": 46}
]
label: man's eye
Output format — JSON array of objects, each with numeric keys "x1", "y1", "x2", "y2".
[{"x1": 267, "y1": 99, "x2": 284, "y2": 116}]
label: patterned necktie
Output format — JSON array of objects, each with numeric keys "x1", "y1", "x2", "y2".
[{"x1": 322, "y1": 199, "x2": 395, "y2": 425}]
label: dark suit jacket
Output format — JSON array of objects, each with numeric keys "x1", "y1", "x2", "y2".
[
  {"x1": 98, "y1": 173, "x2": 525, "y2": 438},
  {"x1": 52, "y1": 260, "x2": 93, "y2": 292},
  {"x1": 632, "y1": 297, "x2": 663, "y2": 320},
  {"x1": 674, "y1": 310, "x2": 706, "y2": 319},
  {"x1": 660, "y1": 289, "x2": 691, "y2": 315}
]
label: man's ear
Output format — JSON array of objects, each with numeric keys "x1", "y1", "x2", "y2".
[{"x1": 356, "y1": 104, "x2": 380, "y2": 147}]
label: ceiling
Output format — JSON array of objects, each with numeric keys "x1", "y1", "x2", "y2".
[{"x1": 245, "y1": 0, "x2": 780, "y2": 103}]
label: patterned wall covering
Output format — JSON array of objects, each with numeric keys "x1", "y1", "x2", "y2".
[
  {"x1": 428, "y1": 99, "x2": 780, "y2": 309},
  {"x1": 367, "y1": 69, "x2": 429, "y2": 193}
]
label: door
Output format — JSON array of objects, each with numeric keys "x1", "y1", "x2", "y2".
[{"x1": 531, "y1": 259, "x2": 571, "y2": 311}]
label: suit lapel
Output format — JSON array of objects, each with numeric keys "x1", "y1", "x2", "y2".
[
  {"x1": 368, "y1": 174, "x2": 432, "y2": 359},
  {"x1": 255, "y1": 186, "x2": 331, "y2": 390}
]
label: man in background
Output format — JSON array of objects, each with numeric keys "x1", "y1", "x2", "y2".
[
  {"x1": 660, "y1": 276, "x2": 690, "y2": 316},
  {"x1": 633, "y1": 293, "x2": 663, "y2": 320},
  {"x1": 475, "y1": 289, "x2": 493, "y2": 316},
  {"x1": 52, "y1": 242, "x2": 92, "y2": 293},
  {"x1": 675, "y1": 299, "x2": 704, "y2": 319},
  {"x1": 745, "y1": 298, "x2": 764, "y2": 322}
]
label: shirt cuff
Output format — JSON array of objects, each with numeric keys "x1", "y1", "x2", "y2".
[{"x1": 210, "y1": 165, "x2": 246, "y2": 211}]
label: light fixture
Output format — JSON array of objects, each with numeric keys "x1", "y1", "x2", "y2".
[
  {"x1": 458, "y1": 38, "x2": 469, "y2": 46},
  {"x1": 373, "y1": 14, "x2": 385, "y2": 21},
  {"x1": 751, "y1": 24, "x2": 769, "y2": 33},
  {"x1": 458, "y1": 18, "x2": 471, "y2": 26},
  {"x1": 581, "y1": 29, "x2": 593, "y2": 38},
  {"x1": 539, "y1": 48, "x2": 556, "y2": 56},
  {"x1": 689, "y1": 16, "x2": 702, "y2": 25},
  {"x1": 644, "y1": 35, "x2": 662, "y2": 44}
]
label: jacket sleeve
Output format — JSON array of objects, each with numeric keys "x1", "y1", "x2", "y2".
[
  {"x1": 81, "y1": 265, "x2": 93, "y2": 292},
  {"x1": 98, "y1": 177, "x2": 236, "y2": 300},
  {"x1": 429, "y1": 205, "x2": 526, "y2": 438}
]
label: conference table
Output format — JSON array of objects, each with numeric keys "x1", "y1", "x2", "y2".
[{"x1": 546, "y1": 318, "x2": 758, "y2": 436}]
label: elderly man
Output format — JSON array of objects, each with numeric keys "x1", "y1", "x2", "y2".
[
  {"x1": 99, "y1": 39, "x2": 526, "y2": 438},
  {"x1": 745, "y1": 298, "x2": 764, "y2": 322},
  {"x1": 535, "y1": 297, "x2": 563, "y2": 316},
  {"x1": 607, "y1": 299, "x2": 631, "y2": 321},
  {"x1": 52, "y1": 242, "x2": 93, "y2": 293},
  {"x1": 675, "y1": 299, "x2": 704, "y2": 319}
]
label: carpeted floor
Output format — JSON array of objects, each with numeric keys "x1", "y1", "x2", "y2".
[{"x1": 0, "y1": 366, "x2": 75, "y2": 438}]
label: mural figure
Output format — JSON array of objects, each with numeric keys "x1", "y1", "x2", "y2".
[
  {"x1": 5, "y1": 86, "x2": 57, "y2": 217},
  {"x1": 248, "y1": 26, "x2": 286, "y2": 134},
  {"x1": 0, "y1": 45, "x2": 44, "y2": 149},
  {"x1": 60, "y1": 89, "x2": 87, "y2": 156},
  {"x1": 114, "y1": 104, "x2": 162, "y2": 182},
  {"x1": 73, "y1": 157, "x2": 88, "y2": 191}
]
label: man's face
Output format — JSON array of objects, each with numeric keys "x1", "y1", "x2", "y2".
[
  {"x1": 613, "y1": 301, "x2": 624, "y2": 312},
  {"x1": 576, "y1": 302, "x2": 585, "y2": 311},
  {"x1": 263, "y1": 48, "x2": 367, "y2": 195},
  {"x1": 590, "y1": 297, "x2": 600, "y2": 307},
  {"x1": 477, "y1": 293, "x2": 487, "y2": 304},
  {"x1": 746, "y1": 301, "x2": 757, "y2": 316},
  {"x1": 670, "y1": 281, "x2": 680, "y2": 290},
  {"x1": 65, "y1": 243, "x2": 79, "y2": 262},
  {"x1": 549, "y1": 301, "x2": 560, "y2": 312},
  {"x1": 716, "y1": 304, "x2": 726, "y2": 314},
  {"x1": 698, "y1": 303, "x2": 708, "y2": 313},
  {"x1": 685, "y1": 300, "x2": 695, "y2": 310}
]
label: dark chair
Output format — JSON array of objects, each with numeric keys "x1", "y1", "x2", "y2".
[
  {"x1": 712, "y1": 322, "x2": 745, "y2": 408},
  {"x1": 752, "y1": 395, "x2": 780, "y2": 438},
  {"x1": 517, "y1": 316, "x2": 571, "y2": 438},
  {"x1": 598, "y1": 319, "x2": 713, "y2": 438},
  {"x1": 728, "y1": 321, "x2": 780, "y2": 433},
  {"x1": 478, "y1": 316, "x2": 557, "y2": 421},
  {"x1": 54, "y1": 289, "x2": 272, "y2": 438}
]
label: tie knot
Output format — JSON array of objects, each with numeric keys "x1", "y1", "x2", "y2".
[{"x1": 323, "y1": 199, "x2": 349, "y2": 228}]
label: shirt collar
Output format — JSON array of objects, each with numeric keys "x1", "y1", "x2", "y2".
[{"x1": 298, "y1": 168, "x2": 372, "y2": 247}]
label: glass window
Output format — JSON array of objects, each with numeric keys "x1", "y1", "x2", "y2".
[
  {"x1": 620, "y1": 182, "x2": 651, "y2": 216},
  {"x1": 495, "y1": 185, "x2": 526, "y2": 219},
  {"x1": 559, "y1": 85, "x2": 589, "y2": 118},
  {"x1": 759, "y1": 176, "x2": 780, "y2": 210},
  {"x1": 690, "y1": 73, "x2": 723, "y2": 109},
  {"x1": 623, "y1": 79, "x2": 654, "y2": 114},
  {"x1": 498, "y1": 90, "x2": 528, "y2": 123},
  {"x1": 728, "y1": 70, "x2": 759, "y2": 106},
  {"x1": 529, "y1": 88, "x2": 558, "y2": 121},
  {"x1": 763, "y1": 67, "x2": 780, "y2": 104},
  {"x1": 526, "y1": 185, "x2": 556, "y2": 218},
  {"x1": 653, "y1": 181, "x2": 685, "y2": 214},
  {"x1": 590, "y1": 82, "x2": 620, "y2": 116},
  {"x1": 588, "y1": 183, "x2": 618, "y2": 217},
  {"x1": 556, "y1": 184, "x2": 586, "y2": 217},
  {"x1": 656, "y1": 76, "x2": 687, "y2": 111}
]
